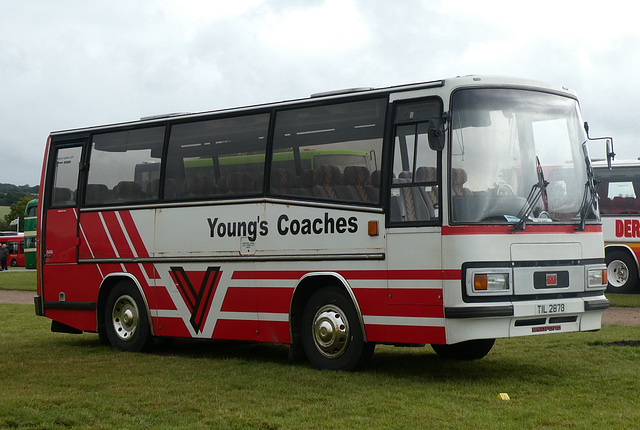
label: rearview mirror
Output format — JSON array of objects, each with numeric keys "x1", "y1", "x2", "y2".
[{"x1": 428, "y1": 117, "x2": 446, "y2": 151}]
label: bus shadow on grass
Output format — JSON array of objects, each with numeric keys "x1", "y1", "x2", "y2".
[
  {"x1": 590, "y1": 340, "x2": 640, "y2": 347},
  {"x1": 61, "y1": 335, "x2": 564, "y2": 381}
]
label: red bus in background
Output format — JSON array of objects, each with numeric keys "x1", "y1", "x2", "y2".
[
  {"x1": 0, "y1": 235, "x2": 25, "y2": 268},
  {"x1": 594, "y1": 160, "x2": 640, "y2": 293}
]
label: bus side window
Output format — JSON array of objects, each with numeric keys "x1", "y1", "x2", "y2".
[
  {"x1": 165, "y1": 113, "x2": 270, "y2": 201},
  {"x1": 50, "y1": 145, "x2": 83, "y2": 207},
  {"x1": 270, "y1": 98, "x2": 386, "y2": 204},
  {"x1": 86, "y1": 127, "x2": 165, "y2": 205},
  {"x1": 390, "y1": 101, "x2": 442, "y2": 224}
]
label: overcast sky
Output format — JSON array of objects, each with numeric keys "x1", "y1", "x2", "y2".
[{"x1": 1, "y1": 0, "x2": 636, "y2": 186}]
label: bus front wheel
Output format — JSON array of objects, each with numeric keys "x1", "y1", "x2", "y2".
[
  {"x1": 302, "y1": 286, "x2": 374, "y2": 371},
  {"x1": 103, "y1": 282, "x2": 151, "y2": 352},
  {"x1": 606, "y1": 250, "x2": 639, "y2": 294},
  {"x1": 431, "y1": 339, "x2": 495, "y2": 360}
]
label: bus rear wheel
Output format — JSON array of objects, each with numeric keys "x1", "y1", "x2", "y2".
[
  {"x1": 103, "y1": 282, "x2": 151, "y2": 352},
  {"x1": 431, "y1": 339, "x2": 495, "y2": 360},
  {"x1": 302, "y1": 286, "x2": 374, "y2": 371},
  {"x1": 606, "y1": 250, "x2": 639, "y2": 294}
]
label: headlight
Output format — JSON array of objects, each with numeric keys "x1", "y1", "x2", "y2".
[
  {"x1": 466, "y1": 269, "x2": 512, "y2": 296},
  {"x1": 474, "y1": 273, "x2": 510, "y2": 291},
  {"x1": 587, "y1": 268, "x2": 607, "y2": 288}
]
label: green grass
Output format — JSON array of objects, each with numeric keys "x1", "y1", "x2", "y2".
[
  {"x1": 0, "y1": 270, "x2": 36, "y2": 291},
  {"x1": 605, "y1": 293, "x2": 640, "y2": 307},
  {"x1": 0, "y1": 205, "x2": 10, "y2": 219},
  {"x1": 1, "y1": 303, "x2": 640, "y2": 429}
]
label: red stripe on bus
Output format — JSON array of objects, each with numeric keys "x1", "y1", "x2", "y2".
[
  {"x1": 354, "y1": 288, "x2": 445, "y2": 318},
  {"x1": 101, "y1": 211, "x2": 134, "y2": 258},
  {"x1": 118, "y1": 211, "x2": 152, "y2": 259},
  {"x1": 213, "y1": 319, "x2": 259, "y2": 341},
  {"x1": 79, "y1": 212, "x2": 114, "y2": 258},
  {"x1": 118, "y1": 211, "x2": 159, "y2": 279},
  {"x1": 365, "y1": 324, "x2": 446, "y2": 344},
  {"x1": 222, "y1": 286, "x2": 294, "y2": 314},
  {"x1": 258, "y1": 321, "x2": 290, "y2": 343},
  {"x1": 231, "y1": 269, "x2": 461, "y2": 281},
  {"x1": 154, "y1": 317, "x2": 192, "y2": 338},
  {"x1": 153, "y1": 285, "x2": 177, "y2": 310},
  {"x1": 442, "y1": 224, "x2": 602, "y2": 235}
]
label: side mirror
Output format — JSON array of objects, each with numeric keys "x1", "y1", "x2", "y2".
[
  {"x1": 584, "y1": 121, "x2": 615, "y2": 170},
  {"x1": 606, "y1": 139, "x2": 615, "y2": 170},
  {"x1": 428, "y1": 117, "x2": 446, "y2": 151}
]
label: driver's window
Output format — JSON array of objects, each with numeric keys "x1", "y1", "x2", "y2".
[{"x1": 389, "y1": 100, "x2": 441, "y2": 224}]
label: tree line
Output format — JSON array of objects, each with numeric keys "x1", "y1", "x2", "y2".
[
  {"x1": 0, "y1": 183, "x2": 38, "y2": 205},
  {"x1": 0, "y1": 184, "x2": 39, "y2": 232}
]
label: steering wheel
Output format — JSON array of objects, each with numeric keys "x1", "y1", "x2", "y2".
[{"x1": 497, "y1": 184, "x2": 514, "y2": 197}]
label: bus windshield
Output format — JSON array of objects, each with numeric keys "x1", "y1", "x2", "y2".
[{"x1": 450, "y1": 88, "x2": 590, "y2": 225}]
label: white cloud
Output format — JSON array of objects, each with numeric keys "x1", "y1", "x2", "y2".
[
  {"x1": 258, "y1": 0, "x2": 369, "y2": 53},
  {"x1": 0, "y1": 0, "x2": 638, "y2": 185}
]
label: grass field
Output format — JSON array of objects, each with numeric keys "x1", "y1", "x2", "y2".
[
  {"x1": 0, "y1": 205, "x2": 9, "y2": 219},
  {"x1": 1, "y1": 303, "x2": 640, "y2": 429},
  {"x1": 2, "y1": 270, "x2": 640, "y2": 428},
  {"x1": 0, "y1": 270, "x2": 36, "y2": 291}
]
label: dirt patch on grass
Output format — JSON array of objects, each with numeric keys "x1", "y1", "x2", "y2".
[
  {"x1": 0, "y1": 290, "x2": 35, "y2": 305},
  {"x1": 601, "y1": 307, "x2": 640, "y2": 326}
]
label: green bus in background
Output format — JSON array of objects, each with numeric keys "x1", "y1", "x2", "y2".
[{"x1": 24, "y1": 198, "x2": 37, "y2": 269}]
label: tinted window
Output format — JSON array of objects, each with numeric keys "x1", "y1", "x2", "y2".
[
  {"x1": 270, "y1": 98, "x2": 386, "y2": 204},
  {"x1": 165, "y1": 114, "x2": 270, "y2": 200},
  {"x1": 86, "y1": 127, "x2": 165, "y2": 205}
]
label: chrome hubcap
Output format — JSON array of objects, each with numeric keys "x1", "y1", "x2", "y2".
[
  {"x1": 313, "y1": 305, "x2": 349, "y2": 358},
  {"x1": 608, "y1": 260, "x2": 629, "y2": 288},
  {"x1": 112, "y1": 295, "x2": 139, "y2": 341}
]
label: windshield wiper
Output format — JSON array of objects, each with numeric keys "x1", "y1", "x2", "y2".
[
  {"x1": 512, "y1": 156, "x2": 549, "y2": 231},
  {"x1": 576, "y1": 142, "x2": 599, "y2": 231}
]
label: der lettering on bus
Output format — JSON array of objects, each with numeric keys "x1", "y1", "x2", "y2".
[{"x1": 614, "y1": 219, "x2": 640, "y2": 238}]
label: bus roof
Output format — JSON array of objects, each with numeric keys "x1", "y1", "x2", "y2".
[
  {"x1": 0, "y1": 234, "x2": 24, "y2": 239},
  {"x1": 49, "y1": 75, "x2": 577, "y2": 137}
]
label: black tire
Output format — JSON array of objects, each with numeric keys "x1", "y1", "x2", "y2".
[
  {"x1": 606, "y1": 250, "x2": 639, "y2": 294},
  {"x1": 302, "y1": 286, "x2": 374, "y2": 371},
  {"x1": 103, "y1": 282, "x2": 151, "y2": 352},
  {"x1": 431, "y1": 339, "x2": 495, "y2": 360},
  {"x1": 10, "y1": 259, "x2": 17, "y2": 267}
]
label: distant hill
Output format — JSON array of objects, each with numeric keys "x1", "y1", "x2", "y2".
[{"x1": 0, "y1": 183, "x2": 39, "y2": 206}]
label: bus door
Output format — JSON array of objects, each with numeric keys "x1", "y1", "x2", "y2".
[
  {"x1": 44, "y1": 143, "x2": 85, "y2": 263},
  {"x1": 385, "y1": 99, "x2": 444, "y2": 344},
  {"x1": 42, "y1": 141, "x2": 86, "y2": 308}
]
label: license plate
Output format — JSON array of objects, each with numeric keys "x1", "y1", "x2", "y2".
[{"x1": 535, "y1": 303, "x2": 565, "y2": 315}]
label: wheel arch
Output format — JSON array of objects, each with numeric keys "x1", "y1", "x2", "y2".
[
  {"x1": 605, "y1": 244, "x2": 640, "y2": 271},
  {"x1": 289, "y1": 272, "x2": 367, "y2": 348},
  {"x1": 97, "y1": 273, "x2": 155, "y2": 337}
]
